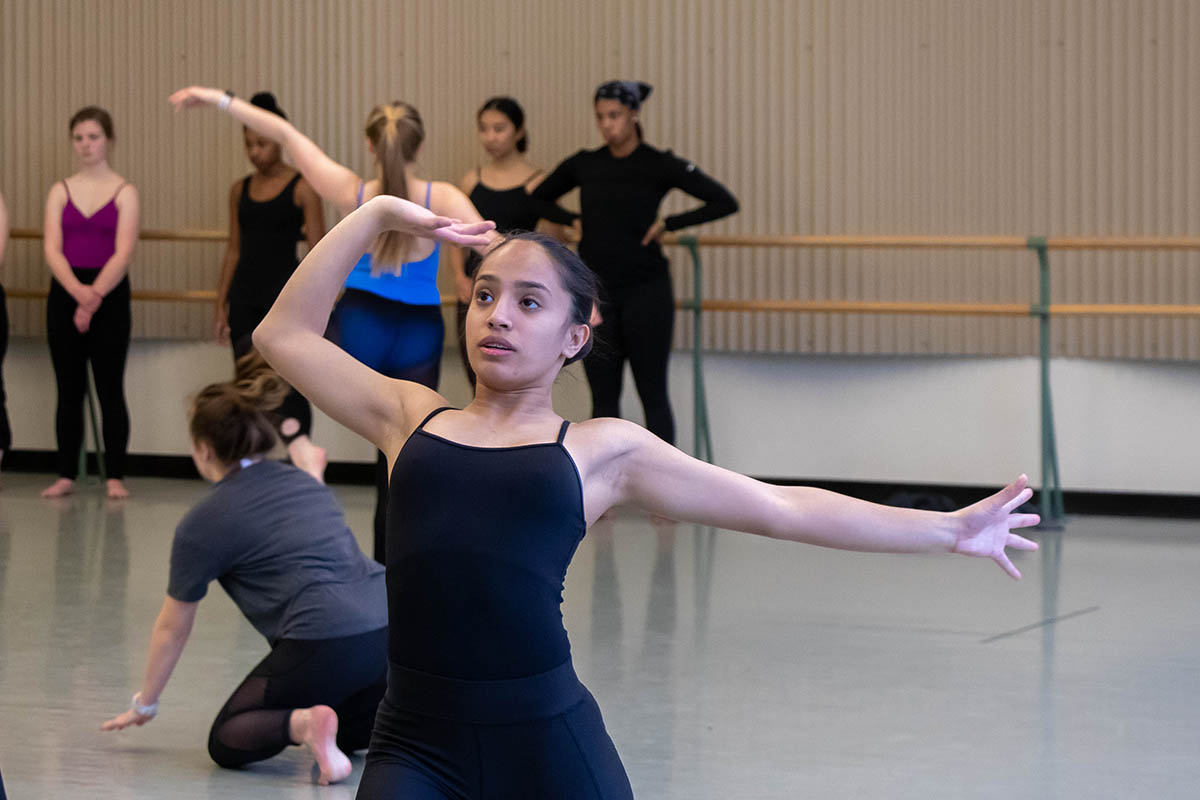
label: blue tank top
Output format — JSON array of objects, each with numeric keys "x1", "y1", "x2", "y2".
[
  {"x1": 386, "y1": 407, "x2": 585, "y2": 680},
  {"x1": 343, "y1": 181, "x2": 441, "y2": 305}
]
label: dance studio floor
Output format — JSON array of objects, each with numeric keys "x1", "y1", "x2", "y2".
[{"x1": 0, "y1": 472, "x2": 1196, "y2": 799}]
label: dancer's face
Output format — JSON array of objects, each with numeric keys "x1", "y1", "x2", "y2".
[
  {"x1": 465, "y1": 241, "x2": 589, "y2": 389},
  {"x1": 595, "y1": 99, "x2": 638, "y2": 148},
  {"x1": 244, "y1": 129, "x2": 282, "y2": 173},
  {"x1": 71, "y1": 120, "x2": 109, "y2": 167},
  {"x1": 478, "y1": 110, "x2": 522, "y2": 160}
]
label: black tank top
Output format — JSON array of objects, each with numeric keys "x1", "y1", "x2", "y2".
[
  {"x1": 386, "y1": 407, "x2": 586, "y2": 680},
  {"x1": 230, "y1": 173, "x2": 304, "y2": 306},
  {"x1": 464, "y1": 169, "x2": 575, "y2": 278}
]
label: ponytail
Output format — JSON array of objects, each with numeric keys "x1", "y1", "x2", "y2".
[{"x1": 364, "y1": 101, "x2": 425, "y2": 273}]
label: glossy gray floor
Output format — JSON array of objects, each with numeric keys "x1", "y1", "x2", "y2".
[{"x1": 0, "y1": 473, "x2": 1197, "y2": 799}]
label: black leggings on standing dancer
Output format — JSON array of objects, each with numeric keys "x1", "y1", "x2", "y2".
[
  {"x1": 46, "y1": 269, "x2": 130, "y2": 478},
  {"x1": 585, "y1": 275, "x2": 676, "y2": 445}
]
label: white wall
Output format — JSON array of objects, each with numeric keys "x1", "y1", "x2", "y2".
[{"x1": 5, "y1": 338, "x2": 1197, "y2": 494}]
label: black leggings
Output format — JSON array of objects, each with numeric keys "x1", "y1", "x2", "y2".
[
  {"x1": 0, "y1": 284, "x2": 11, "y2": 453},
  {"x1": 229, "y1": 301, "x2": 312, "y2": 443},
  {"x1": 46, "y1": 271, "x2": 130, "y2": 478},
  {"x1": 356, "y1": 660, "x2": 633, "y2": 799},
  {"x1": 327, "y1": 290, "x2": 443, "y2": 564},
  {"x1": 208, "y1": 626, "x2": 388, "y2": 769},
  {"x1": 584, "y1": 275, "x2": 676, "y2": 445}
]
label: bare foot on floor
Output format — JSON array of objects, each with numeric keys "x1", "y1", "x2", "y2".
[
  {"x1": 41, "y1": 478, "x2": 75, "y2": 498},
  {"x1": 288, "y1": 436, "x2": 328, "y2": 484},
  {"x1": 290, "y1": 705, "x2": 351, "y2": 785},
  {"x1": 106, "y1": 479, "x2": 130, "y2": 500}
]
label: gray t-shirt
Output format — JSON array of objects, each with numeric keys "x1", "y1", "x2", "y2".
[{"x1": 168, "y1": 460, "x2": 387, "y2": 643}]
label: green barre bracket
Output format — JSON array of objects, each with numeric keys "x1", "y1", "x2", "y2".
[
  {"x1": 1027, "y1": 236, "x2": 1065, "y2": 527},
  {"x1": 76, "y1": 364, "x2": 107, "y2": 483},
  {"x1": 678, "y1": 235, "x2": 714, "y2": 463}
]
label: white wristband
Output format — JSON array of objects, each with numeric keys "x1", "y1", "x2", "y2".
[
  {"x1": 132, "y1": 692, "x2": 158, "y2": 718},
  {"x1": 217, "y1": 92, "x2": 233, "y2": 111}
]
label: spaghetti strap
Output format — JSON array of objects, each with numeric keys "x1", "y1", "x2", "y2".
[
  {"x1": 356, "y1": 181, "x2": 365, "y2": 208},
  {"x1": 423, "y1": 181, "x2": 432, "y2": 209},
  {"x1": 416, "y1": 406, "x2": 452, "y2": 431},
  {"x1": 556, "y1": 419, "x2": 570, "y2": 444},
  {"x1": 111, "y1": 181, "x2": 128, "y2": 201},
  {"x1": 61, "y1": 179, "x2": 72, "y2": 200}
]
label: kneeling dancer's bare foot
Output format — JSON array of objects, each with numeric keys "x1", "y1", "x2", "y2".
[{"x1": 289, "y1": 705, "x2": 351, "y2": 785}]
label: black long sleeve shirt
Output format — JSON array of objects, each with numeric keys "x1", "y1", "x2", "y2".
[{"x1": 533, "y1": 143, "x2": 738, "y2": 289}]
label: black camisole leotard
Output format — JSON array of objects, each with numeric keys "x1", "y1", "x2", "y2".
[{"x1": 356, "y1": 407, "x2": 633, "y2": 800}]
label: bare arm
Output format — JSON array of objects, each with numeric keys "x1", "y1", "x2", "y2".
[
  {"x1": 296, "y1": 177, "x2": 327, "y2": 249},
  {"x1": 253, "y1": 195, "x2": 493, "y2": 452},
  {"x1": 100, "y1": 596, "x2": 198, "y2": 731},
  {"x1": 213, "y1": 181, "x2": 242, "y2": 342},
  {"x1": 43, "y1": 182, "x2": 101, "y2": 310},
  {"x1": 88, "y1": 184, "x2": 139, "y2": 298},
  {"x1": 583, "y1": 420, "x2": 1040, "y2": 579},
  {"x1": 436, "y1": 181, "x2": 493, "y2": 303},
  {"x1": 169, "y1": 86, "x2": 362, "y2": 214},
  {"x1": 0, "y1": 191, "x2": 8, "y2": 265}
]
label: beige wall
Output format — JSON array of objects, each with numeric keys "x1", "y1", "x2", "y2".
[{"x1": 2, "y1": 0, "x2": 1198, "y2": 358}]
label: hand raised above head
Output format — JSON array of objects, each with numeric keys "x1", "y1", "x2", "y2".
[
  {"x1": 167, "y1": 86, "x2": 225, "y2": 111},
  {"x1": 951, "y1": 474, "x2": 1041, "y2": 579}
]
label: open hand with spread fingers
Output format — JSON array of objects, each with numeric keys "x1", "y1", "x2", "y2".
[{"x1": 950, "y1": 474, "x2": 1041, "y2": 579}]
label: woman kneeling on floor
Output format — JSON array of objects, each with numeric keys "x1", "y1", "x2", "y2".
[{"x1": 100, "y1": 352, "x2": 387, "y2": 785}]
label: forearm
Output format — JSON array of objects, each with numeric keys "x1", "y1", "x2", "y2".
[
  {"x1": 90, "y1": 252, "x2": 132, "y2": 296},
  {"x1": 45, "y1": 250, "x2": 86, "y2": 297},
  {"x1": 136, "y1": 617, "x2": 192, "y2": 705},
  {"x1": 664, "y1": 171, "x2": 739, "y2": 231},
  {"x1": 771, "y1": 486, "x2": 959, "y2": 554},
  {"x1": 214, "y1": 248, "x2": 238, "y2": 310}
]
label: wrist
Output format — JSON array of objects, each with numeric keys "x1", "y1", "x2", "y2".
[
  {"x1": 217, "y1": 90, "x2": 235, "y2": 111},
  {"x1": 132, "y1": 691, "x2": 159, "y2": 717}
]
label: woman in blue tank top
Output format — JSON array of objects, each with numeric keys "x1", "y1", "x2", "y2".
[
  {"x1": 171, "y1": 85, "x2": 494, "y2": 562},
  {"x1": 247, "y1": 193, "x2": 1040, "y2": 799}
]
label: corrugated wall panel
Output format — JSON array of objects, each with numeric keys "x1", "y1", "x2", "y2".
[{"x1": 1, "y1": 0, "x2": 1198, "y2": 357}]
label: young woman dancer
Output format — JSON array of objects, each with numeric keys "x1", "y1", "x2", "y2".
[
  {"x1": 250, "y1": 194, "x2": 1039, "y2": 798},
  {"x1": 100, "y1": 353, "x2": 388, "y2": 786},
  {"x1": 0, "y1": 191, "x2": 10, "y2": 478},
  {"x1": 533, "y1": 81, "x2": 739, "y2": 446},
  {"x1": 213, "y1": 91, "x2": 328, "y2": 481},
  {"x1": 170, "y1": 85, "x2": 488, "y2": 562},
  {"x1": 452, "y1": 96, "x2": 576, "y2": 384},
  {"x1": 42, "y1": 107, "x2": 139, "y2": 499}
]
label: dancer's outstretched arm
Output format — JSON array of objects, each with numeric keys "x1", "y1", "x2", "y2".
[
  {"x1": 169, "y1": 86, "x2": 362, "y2": 213},
  {"x1": 585, "y1": 420, "x2": 1039, "y2": 579},
  {"x1": 253, "y1": 195, "x2": 493, "y2": 451},
  {"x1": 100, "y1": 597, "x2": 198, "y2": 731}
]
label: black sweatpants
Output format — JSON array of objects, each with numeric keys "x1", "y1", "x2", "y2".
[
  {"x1": 229, "y1": 301, "x2": 312, "y2": 442},
  {"x1": 208, "y1": 626, "x2": 388, "y2": 769},
  {"x1": 0, "y1": 284, "x2": 11, "y2": 453},
  {"x1": 46, "y1": 271, "x2": 130, "y2": 478},
  {"x1": 584, "y1": 274, "x2": 676, "y2": 445}
]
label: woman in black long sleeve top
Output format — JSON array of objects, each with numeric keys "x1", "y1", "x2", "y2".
[{"x1": 533, "y1": 80, "x2": 737, "y2": 444}]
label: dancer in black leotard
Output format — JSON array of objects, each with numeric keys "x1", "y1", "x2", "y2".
[
  {"x1": 171, "y1": 84, "x2": 494, "y2": 563},
  {"x1": 214, "y1": 92, "x2": 327, "y2": 481},
  {"x1": 100, "y1": 353, "x2": 387, "y2": 786},
  {"x1": 534, "y1": 81, "x2": 739, "y2": 445},
  {"x1": 0, "y1": 191, "x2": 10, "y2": 479},
  {"x1": 452, "y1": 96, "x2": 576, "y2": 384},
  {"x1": 250, "y1": 193, "x2": 1039, "y2": 798}
]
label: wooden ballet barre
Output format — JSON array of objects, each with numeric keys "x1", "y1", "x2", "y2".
[
  {"x1": 676, "y1": 299, "x2": 1200, "y2": 316},
  {"x1": 663, "y1": 233, "x2": 1200, "y2": 250},
  {"x1": 9, "y1": 226, "x2": 225, "y2": 242}
]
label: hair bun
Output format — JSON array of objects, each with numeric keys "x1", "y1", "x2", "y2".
[{"x1": 250, "y1": 91, "x2": 287, "y2": 120}]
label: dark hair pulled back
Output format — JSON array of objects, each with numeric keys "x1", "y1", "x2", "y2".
[
  {"x1": 189, "y1": 351, "x2": 292, "y2": 464},
  {"x1": 478, "y1": 96, "x2": 528, "y2": 153},
  {"x1": 69, "y1": 106, "x2": 114, "y2": 139}
]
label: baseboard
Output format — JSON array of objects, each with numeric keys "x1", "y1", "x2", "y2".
[{"x1": 5, "y1": 450, "x2": 1197, "y2": 518}]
